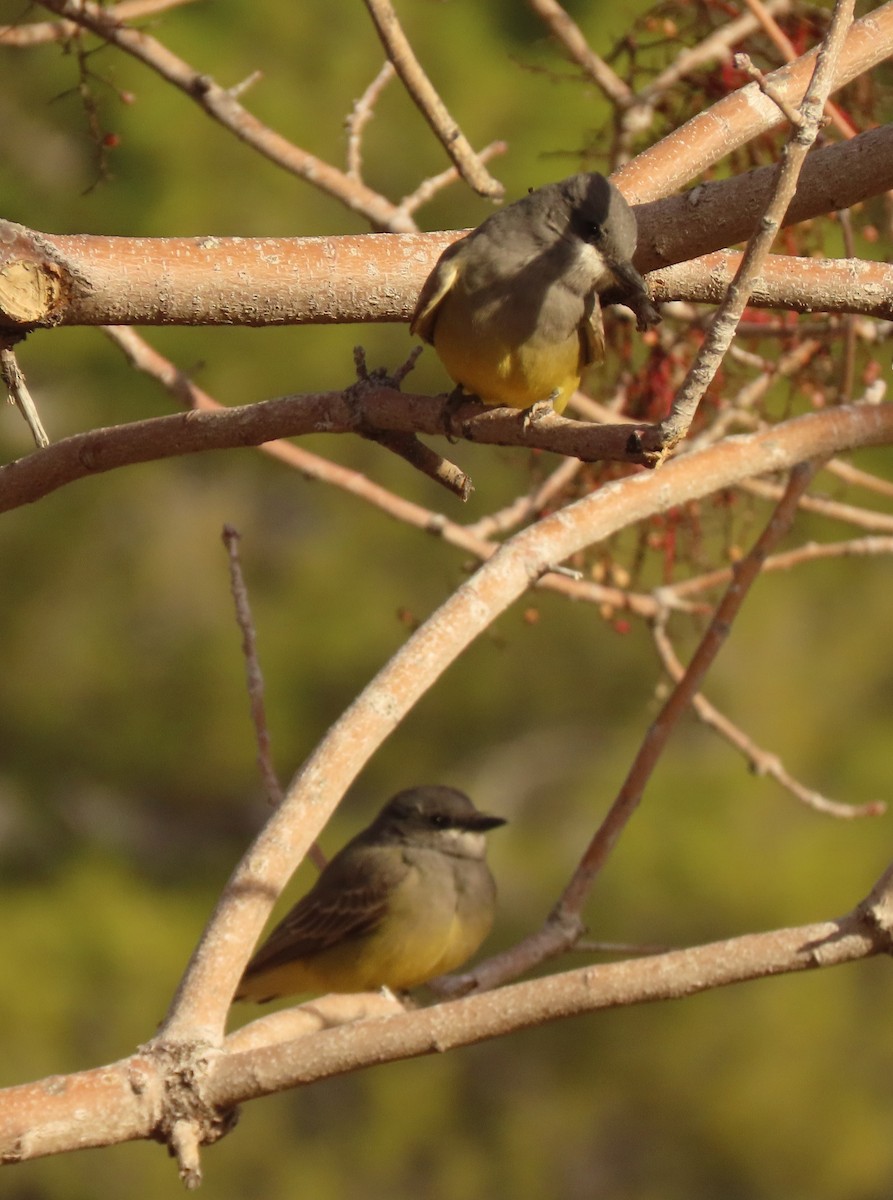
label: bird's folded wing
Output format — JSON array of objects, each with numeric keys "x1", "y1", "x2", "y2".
[{"x1": 241, "y1": 849, "x2": 409, "y2": 975}]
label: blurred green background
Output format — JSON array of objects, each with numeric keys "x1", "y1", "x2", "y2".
[{"x1": 2, "y1": 0, "x2": 893, "y2": 1197}]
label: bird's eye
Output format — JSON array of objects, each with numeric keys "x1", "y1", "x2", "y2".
[
  {"x1": 586, "y1": 222, "x2": 605, "y2": 243},
  {"x1": 429, "y1": 813, "x2": 450, "y2": 828}
]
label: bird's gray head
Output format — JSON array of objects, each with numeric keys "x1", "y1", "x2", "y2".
[
  {"x1": 374, "y1": 785, "x2": 506, "y2": 857},
  {"x1": 557, "y1": 172, "x2": 638, "y2": 269}
]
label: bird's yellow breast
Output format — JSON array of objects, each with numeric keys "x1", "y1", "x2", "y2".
[
  {"x1": 431, "y1": 288, "x2": 583, "y2": 413},
  {"x1": 235, "y1": 849, "x2": 496, "y2": 1002}
]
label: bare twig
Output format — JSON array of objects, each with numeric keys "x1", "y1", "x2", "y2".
[
  {"x1": 34, "y1": 0, "x2": 417, "y2": 231},
  {"x1": 740, "y1": 477, "x2": 893, "y2": 533},
  {"x1": 642, "y1": 0, "x2": 793, "y2": 100},
  {"x1": 650, "y1": 616, "x2": 883, "y2": 818},
  {"x1": 557, "y1": 461, "x2": 825, "y2": 916},
  {"x1": 734, "y1": 52, "x2": 804, "y2": 126},
  {"x1": 658, "y1": 0, "x2": 858, "y2": 449},
  {"x1": 222, "y1": 526, "x2": 328, "y2": 871},
  {"x1": 345, "y1": 61, "x2": 396, "y2": 181},
  {"x1": 0, "y1": 0, "x2": 196, "y2": 44},
  {"x1": 824, "y1": 459, "x2": 893, "y2": 501},
  {"x1": 362, "y1": 0, "x2": 504, "y2": 199},
  {"x1": 665, "y1": 535, "x2": 893, "y2": 603},
  {"x1": 0, "y1": 345, "x2": 49, "y2": 448},
  {"x1": 741, "y1": 0, "x2": 858, "y2": 136},
  {"x1": 465, "y1": 457, "x2": 583, "y2": 540},
  {"x1": 396, "y1": 140, "x2": 508, "y2": 220},
  {"x1": 222, "y1": 526, "x2": 282, "y2": 806},
  {"x1": 526, "y1": 0, "x2": 633, "y2": 107}
]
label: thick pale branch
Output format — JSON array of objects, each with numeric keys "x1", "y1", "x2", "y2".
[
  {"x1": 2, "y1": 123, "x2": 889, "y2": 332},
  {"x1": 3, "y1": 890, "x2": 891, "y2": 1163},
  {"x1": 633, "y1": 123, "x2": 893, "y2": 274},
  {"x1": 210, "y1": 907, "x2": 886, "y2": 1105},
  {"x1": 650, "y1": 253, "x2": 892, "y2": 319},
  {"x1": 615, "y1": 0, "x2": 893, "y2": 201}
]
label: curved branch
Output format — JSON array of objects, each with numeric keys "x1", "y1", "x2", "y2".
[{"x1": 153, "y1": 401, "x2": 893, "y2": 1046}]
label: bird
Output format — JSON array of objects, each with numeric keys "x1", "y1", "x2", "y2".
[
  {"x1": 410, "y1": 171, "x2": 660, "y2": 416},
  {"x1": 234, "y1": 785, "x2": 506, "y2": 1003}
]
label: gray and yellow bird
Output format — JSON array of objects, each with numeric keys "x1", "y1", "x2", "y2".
[
  {"x1": 410, "y1": 171, "x2": 659, "y2": 414},
  {"x1": 235, "y1": 786, "x2": 506, "y2": 1003}
]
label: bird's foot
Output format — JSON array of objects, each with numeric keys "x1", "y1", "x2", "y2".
[
  {"x1": 520, "y1": 395, "x2": 557, "y2": 431},
  {"x1": 441, "y1": 386, "x2": 476, "y2": 442}
]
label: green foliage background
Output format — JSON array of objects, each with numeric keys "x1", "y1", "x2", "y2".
[{"x1": 1, "y1": 1, "x2": 892, "y2": 1197}]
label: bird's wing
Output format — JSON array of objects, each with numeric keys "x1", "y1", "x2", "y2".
[
  {"x1": 579, "y1": 296, "x2": 606, "y2": 368},
  {"x1": 409, "y1": 239, "x2": 466, "y2": 344},
  {"x1": 241, "y1": 848, "x2": 410, "y2": 977}
]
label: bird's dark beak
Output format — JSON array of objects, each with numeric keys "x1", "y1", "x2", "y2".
[
  {"x1": 603, "y1": 257, "x2": 661, "y2": 333},
  {"x1": 467, "y1": 813, "x2": 507, "y2": 832},
  {"x1": 608, "y1": 256, "x2": 649, "y2": 296}
]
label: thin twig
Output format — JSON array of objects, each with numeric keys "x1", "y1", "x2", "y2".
[
  {"x1": 556, "y1": 461, "x2": 825, "y2": 919},
  {"x1": 222, "y1": 525, "x2": 328, "y2": 871},
  {"x1": 34, "y1": 0, "x2": 417, "y2": 231},
  {"x1": 526, "y1": 0, "x2": 633, "y2": 107},
  {"x1": 345, "y1": 61, "x2": 396, "y2": 181},
  {"x1": 363, "y1": 0, "x2": 504, "y2": 198},
  {"x1": 741, "y1": 0, "x2": 858, "y2": 137},
  {"x1": 664, "y1": 535, "x2": 893, "y2": 602},
  {"x1": 464, "y1": 457, "x2": 583, "y2": 539},
  {"x1": 0, "y1": 0, "x2": 197, "y2": 44},
  {"x1": 642, "y1": 0, "x2": 793, "y2": 100},
  {"x1": 659, "y1": 0, "x2": 858, "y2": 449},
  {"x1": 650, "y1": 616, "x2": 883, "y2": 818},
  {"x1": 740, "y1": 478, "x2": 893, "y2": 533},
  {"x1": 825, "y1": 458, "x2": 893, "y2": 500},
  {"x1": 396, "y1": 140, "x2": 508, "y2": 219},
  {"x1": 1, "y1": 345, "x2": 49, "y2": 448},
  {"x1": 734, "y1": 52, "x2": 804, "y2": 126}
]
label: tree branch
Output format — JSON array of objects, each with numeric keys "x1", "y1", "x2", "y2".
[{"x1": 152, "y1": 400, "x2": 893, "y2": 1048}]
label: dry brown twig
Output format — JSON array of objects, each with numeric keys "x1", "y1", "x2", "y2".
[
  {"x1": 650, "y1": 616, "x2": 883, "y2": 819},
  {"x1": 32, "y1": 0, "x2": 418, "y2": 231},
  {"x1": 0, "y1": 345, "x2": 49, "y2": 448},
  {"x1": 442, "y1": 459, "x2": 840, "y2": 994},
  {"x1": 656, "y1": 0, "x2": 859, "y2": 450},
  {"x1": 345, "y1": 61, "x2": 396, "y2": 181},
  {"x1": 222, "y1": 526, "x2": 328, "y2": 872},
  {"x1": 362, "y1": 0, "x2": 503, "y2": 199},
  {"x1": 0, "y1": 0, "x2": 196, "y2": 44}
]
